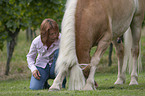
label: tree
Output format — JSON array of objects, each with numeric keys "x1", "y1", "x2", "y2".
[{"x1": 0, "y1": 0, "x2": 66, "y2": 75}]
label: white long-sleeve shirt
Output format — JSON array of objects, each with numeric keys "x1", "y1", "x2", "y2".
[{"x1": 26, "y1": 34, "x2": 61, "y2": 72}]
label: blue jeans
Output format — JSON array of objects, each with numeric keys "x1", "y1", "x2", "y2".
[{"x1": 30, "y1": 49, "x2": 66, "y2": 90}]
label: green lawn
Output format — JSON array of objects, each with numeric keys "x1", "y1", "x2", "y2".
[{"x1": 0, "y1": 72, "x2": 145, "y2": 96}]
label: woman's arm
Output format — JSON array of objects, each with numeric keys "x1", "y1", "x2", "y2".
[{"x1": 26, "y1": 41, "x2": 38, "y2": 72}]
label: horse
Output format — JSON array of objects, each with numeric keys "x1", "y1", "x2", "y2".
[
  {"x1": 49, "y1": 0, "x2": 145, "y2": 91},
  {"x1": 108, "y1": 28, "x2": 142, "y2": 73}
]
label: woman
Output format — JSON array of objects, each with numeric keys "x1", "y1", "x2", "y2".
[{"x1": 27, "y1": 18, "x2": 66, "y2": 90}]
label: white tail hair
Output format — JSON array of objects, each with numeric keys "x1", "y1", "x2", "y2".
[
  {"x1": 123, "y1": 27, "x2": 142, "y2": 73},
  {"x1": 55, "y1": 0, "x2": 85, "y2": 90}
]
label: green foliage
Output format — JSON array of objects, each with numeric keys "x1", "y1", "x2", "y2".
[{"x1": 0, "y1": 0, "x2": 66, "y2": 50}]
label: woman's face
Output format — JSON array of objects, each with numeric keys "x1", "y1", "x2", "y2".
[
  {"x1": 40, "y1": 19, "x2": 59, "y2": 45},
  {"x1": 47, "y1": 29, "x2": 59, "y2": 43},
  {"x1": 41, "y1": 29, "x2": 59, "y2": 45}
]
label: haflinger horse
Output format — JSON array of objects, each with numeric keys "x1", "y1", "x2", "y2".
[{"x1": 49, "y1": 0, "x2": 145, "y2": 91}]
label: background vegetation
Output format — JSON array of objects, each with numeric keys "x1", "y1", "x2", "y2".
[{"x1": 0, "y1": 0, "x2": 66, "y2": 75}]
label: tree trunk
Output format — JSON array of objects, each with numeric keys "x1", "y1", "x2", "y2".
[
  {"x1": 26, "y1": 27, "x2": 31, "y2": 41},
  {"x1": 5, "y1": 39, "x2": 16, "y2": 75},
  {"x1": 26, "y1": 27, "x2": 36, "y2": 42},
  {"x1": 5, "y1": 26, "x2": 20, "y2": 75}
]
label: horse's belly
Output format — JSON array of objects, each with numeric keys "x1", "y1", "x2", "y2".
[
  {"x1": 112, "y1": 16, "x2": 133, "y2": 38},
  {"x1": 110, "y1": 0, "x2": 136, "y2": 38}
]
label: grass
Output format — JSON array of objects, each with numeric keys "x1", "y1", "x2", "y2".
[
  {"x1": 0, "y1": 73, "x2": 145, "y2": 96},
  {"x1": 0, "y1": 27, "x2": 145, "y2": 95}
]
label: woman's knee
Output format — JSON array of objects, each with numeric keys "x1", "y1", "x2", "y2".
[
  {"x1": 30, "y1": 85, "x2": 43, "y2": 90},
  {"x1": 29, "y1": 75, "x2": 44, "y2": 90},
  {"x1": 30, "y1": 82, "x2": 44, "y2": 90}
]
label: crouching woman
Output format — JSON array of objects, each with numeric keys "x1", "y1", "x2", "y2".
[{"x1": 26, "y1": 18, "x2": 66, "y2": 90}]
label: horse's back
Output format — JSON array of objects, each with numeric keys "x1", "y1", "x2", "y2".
[
  {"x1": 103, "y1": 0, "x2": 144, "y2": 33},
  {"x1": 76, "y1": 0, "x2": 144, "y2": 40}
]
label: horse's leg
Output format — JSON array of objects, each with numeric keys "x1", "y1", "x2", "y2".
[
  {"x1": 113, "y1": 39, "x2": 125, "y2": 84},
  {"x1": 49, "y1": 70, "x2": 67, "y2": 91},
  {"x1": 83, "y1": 33, "x2": 111, "y2": 90},
  {"x1": 129, "y1": 16, "x2": 143, "y2": 85}
]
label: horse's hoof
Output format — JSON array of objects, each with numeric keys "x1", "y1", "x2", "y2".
[
  {"x1": 48, "y1": 86, "x2": 60, "y2": 92},
  {"x1": 129, "y1": 76, "x2": 138, "y2": 85},
  {"x1": 114, "y1": 78, "x2": 125, "y2": 85},
  {"x1": 129, "y1": 82, "x2": 138, "y2": 85},
  {"x1": 129, "y1": 81, "x2": 138, "y2": 85},
  {"x1": 83, "y1": 84, "x2": 94, "y2": 90},
  {"x1": 129, "y1": 78, "x2": 138, "y2": 85},
  {"x1": 83, "y1": 86, "x2": 93, "y2": 90},
  {"x1": 48, "y1": 88, "x2": 60, "y2": 92}
]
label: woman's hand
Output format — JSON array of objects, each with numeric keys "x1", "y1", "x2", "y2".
[{"x1": 32, "y1": 70, "x2": 41, "y2": 80}]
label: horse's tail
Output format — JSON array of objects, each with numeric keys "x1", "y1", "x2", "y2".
[
  {"x1": 122, "y1": 28, "x2": 142, "y2": 73},
  {"x1": 69, "y1": 64, "x2": 85, "y2": 90},
  {"x1": 55, "y1": 0, "x2": 85, "y2": 90},
  {"x1": 122, "y1": 28, "x2": 132, "y2": 73}
]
